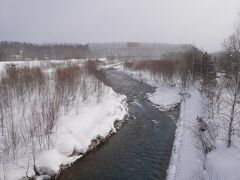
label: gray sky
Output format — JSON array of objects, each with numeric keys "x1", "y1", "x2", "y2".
[{"x1": 0, "y1": 0, "x2": 240, "y2": 52}]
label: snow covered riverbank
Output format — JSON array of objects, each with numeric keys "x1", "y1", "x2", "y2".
[
  {"x1": 168, "y1": 88, "x2": 240, "y2": 180},
  {"x1": 33, "y1": 88, "x2": 127, "y2": 180},
  {"x1": 118, "y1": 64, "x2": 240, "y2": 180},
  {"x1": 167, "y1": 89, "x2": 203, "y2": 180},
  {"x1": 117, "y1": 66, "x2": 204, "y2": 179},
  {"x1": 0, "y1": 60, "x2": 128, "y2": 180},
  {"x1": 116, "y1": 65, "x2": 182, "y2": 111}
]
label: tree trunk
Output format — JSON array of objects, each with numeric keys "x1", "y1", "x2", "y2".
[
  {"x1": 227, "y1": 116, "x2": 233, "y2": 148},
  {"x1": 0, "y1": 109, "x2": 3, "y2": 136},
  {"x1": 228, "y1": 91, "x2": 237, "y2": 148}
]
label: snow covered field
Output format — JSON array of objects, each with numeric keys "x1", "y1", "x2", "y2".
[
  {"x1": 0, "y1": 60, "x2": 127, "y2": 180},
  {"x1": 0, "y1": 59, "x2": 86, "y2": 73}
]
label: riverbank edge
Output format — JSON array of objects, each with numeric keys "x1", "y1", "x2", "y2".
[
  {"x1": 166, "y1": 98, "x2": 184, "y2": 180},
  {"x1": 53, "y1": 69, "x2": 179, "y2": 180},
  {"x1": 112, "y1": 66, "x2": 183, "y2": 180},
  {"x1": 36, "y1": 69, "x2": 130, "y2": 180},
  {"x1": 166, "y1": 90, "x2": 199, "y2": 180},
  {"x1": 51, "y1": 114, "x2": 129, "y2": 180}
]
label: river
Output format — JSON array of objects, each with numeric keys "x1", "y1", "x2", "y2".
[{"x1": 57, "y1": 70, "x2": 178, "y2": 180}]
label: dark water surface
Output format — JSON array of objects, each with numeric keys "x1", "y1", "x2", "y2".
[{"x1": 57, "y1": 70, "x2": 177, "y2": 180}]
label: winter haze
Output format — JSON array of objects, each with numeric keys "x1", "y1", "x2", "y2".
[{"x1": 0, "y1": 0, "x2": 240, "y2": 52}]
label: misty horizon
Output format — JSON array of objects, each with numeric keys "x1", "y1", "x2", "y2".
[{"x1": 1, "y1": 0, "x2": 240, "y2": 53}]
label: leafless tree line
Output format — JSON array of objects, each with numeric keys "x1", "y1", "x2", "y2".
[
  {"x1": 124, "y1": 47, "x2": 204, "y2": 90},
  {"x1": 89, "y1": 42, "x2": 193, "y2": 60},
  {"x1": 0, "y1": 41, "x2": 89, "y2": 61}
]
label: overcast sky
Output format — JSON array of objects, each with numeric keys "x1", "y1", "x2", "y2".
[{"x1": 0, "y1": 0, "x2": 240, "y2": 52}]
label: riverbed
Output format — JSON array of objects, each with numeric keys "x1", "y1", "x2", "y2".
[{"x1": 57, "y1": 70, "x2": 178, "y2": 180}]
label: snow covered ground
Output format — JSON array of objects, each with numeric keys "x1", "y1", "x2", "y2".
[
  {"x1": 167, "y1": 89, "x2": 203, "y2": 180},
  {"x1": 0, "y1": 60, "x2": 128, "y2": 180}
]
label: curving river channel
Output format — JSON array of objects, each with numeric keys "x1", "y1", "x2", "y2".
[{"x1": 57, "y1": 70, "x2": 178, "y2": 180}]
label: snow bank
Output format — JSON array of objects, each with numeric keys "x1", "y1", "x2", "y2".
[
  {"x1": 167, "y1": 89, "x2": 203, "y2": 180},
  {"x1": 116, "y1": 65, "x2": 181, "y2": 110},
  {"x1": 148, "y1": 85, "x2": 181, "y2": 111},
  {"x1": 33, "y1": 88, "x2": 127, "y2": 177},
  {"x1": 206, "y1": 146, "x2": 240, "y2": 180},
  {"x1": 167, "y1": 86, "x2": 240, "y2": 180},
  {"x1": 7, "y1": 90, "x2": 127, "y2": 180},
  {"x1": 54, "y1": 88, "x2": 127, "y2": 156}
]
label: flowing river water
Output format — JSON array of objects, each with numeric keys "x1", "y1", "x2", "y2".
[{"x1": 57, "y1": 70, "x2": 178, "y2": 180}]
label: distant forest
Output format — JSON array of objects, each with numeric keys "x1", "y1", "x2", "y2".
[
  {"x1": 0, "y1": 42, "x2": 89, "y2": 61},
  {"x1": 89, "y1": 42, "x2": 193, "y2": 60},
  {"x1": 0, "y1": 41, "x2": 194, "y2": 61}
]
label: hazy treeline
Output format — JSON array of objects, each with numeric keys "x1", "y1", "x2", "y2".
[
  {"x1": 89, "y1": 42, "x2": 194, "y2": 60},
  {"x1": 0, "y1": 41, "x2": 195, "y2": 61},
  {"x1": 0, "y1": 42, "x2": 89, "y2": 61}
]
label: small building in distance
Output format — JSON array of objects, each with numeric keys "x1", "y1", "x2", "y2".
[{"x1": 9, "y1": 50, "x2": 23, "y2": 61}]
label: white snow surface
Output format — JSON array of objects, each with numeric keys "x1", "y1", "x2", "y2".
[
  {"x1": 148, "y1": 86, "x2": 181, "y2": 110},
  {"x1": 0, "y1": 60, "x2": 128, "y2": 180},
  {"x1": 54, "y1": 90, "x2": 127, "y2": 156},
  {"x1": 167, "y1": 89, "x2": 203, "y2": 180}
]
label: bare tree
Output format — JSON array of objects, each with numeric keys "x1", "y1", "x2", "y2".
[
  {"x1": 0, "y1": 98, "x2": 4, "y2": 136},
  {"x1": 222, "y1": 15, "x2": 240, "y2": 147}
]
